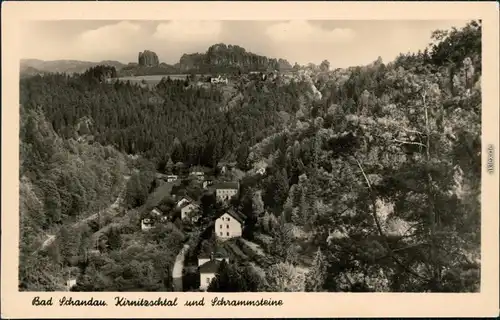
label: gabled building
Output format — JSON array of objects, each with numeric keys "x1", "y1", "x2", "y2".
[
  {"x1": 180, "y1": 202, "x2": 201, "y2": 222},
  {"x1": 141, "y1": 217, "x2": 155, "y2": 231},
  {"x1": 176, "y1": 196, "x2": 194, "y2": 209},
  {"x1": 214, "y1": 181, "x2": 239, "y2": 202},
  {"x1": 198, "y1": 252, "x2": 230, "y2": 291},
  {"x1": 215, "y1": 210, "x2": 245, "y2": 240},
  {"x1": 198, "y1": 252, "x2": 229, "y2": 267}
]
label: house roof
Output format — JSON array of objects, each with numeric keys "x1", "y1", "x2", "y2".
[
  {"x1": 199, "y1": 260, "x2": 221, "y2": 274},
  {"x1": 199, "y1": 251, "x2": 228, "y2": 259},
  {"x1": 179, "y1": 202, "x2": 200, "y2": 210},
  {"x1": 177, "y1": 196, "x2": 194, "y2": 205},
  {"x1": 214, "y1": 182, "x2": 239, "y2": 190},
  {"x1": 151, "y1": 207, "x2": 162, "y2": 215},
  {"x1": 219, "y1": 210, "x2": 246, "y2": 224}
]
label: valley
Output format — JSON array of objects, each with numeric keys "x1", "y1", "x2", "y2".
[{"x1": 19, "y1": 21, "x2": 482, "y2": 293}]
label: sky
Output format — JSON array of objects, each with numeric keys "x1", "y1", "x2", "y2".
[{"x1": 20, "y1": 20, "x2": 468, "y2": 68}]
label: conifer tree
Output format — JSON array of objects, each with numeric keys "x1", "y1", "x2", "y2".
[{"x1": 305, "y1": 248, "x2": 328, "y2": 292}]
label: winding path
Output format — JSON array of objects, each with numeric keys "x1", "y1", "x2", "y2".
[
  {"x1": 172, "y1": 244, "x2": 190, "y2": 292},
  {"x1": 33, "y1": 175, "x2": 130, "y2": 255}
]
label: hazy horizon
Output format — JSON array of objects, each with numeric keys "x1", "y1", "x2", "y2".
[{"x1": 21, "y1": 20, "x2": 468, "y2": 68}]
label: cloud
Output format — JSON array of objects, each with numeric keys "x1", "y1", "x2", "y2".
[
  {"x1": 153, "y1": 21, "x2": 222, "y2": 42},
  {"x1": 265, "y1": 20, "x2": 355, "y2": 44},
  {"x1": 75, "y1": 21, "x2": 144, "y2": 59}
]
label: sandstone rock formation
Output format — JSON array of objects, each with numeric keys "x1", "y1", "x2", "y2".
[{"x1": 138, "y1": 50, "x2": 160, "y2": 67}]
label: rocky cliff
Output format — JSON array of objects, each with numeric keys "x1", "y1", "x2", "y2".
[
  {"x1": 138, "y1": 50, "x2": 160, "y2": 67},
  {"x1": 178, "y1": 43, "x2": 292, "y2": 73}
]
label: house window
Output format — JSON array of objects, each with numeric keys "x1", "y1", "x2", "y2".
[
  {"x1": 226, "y1": 232, "x2": 229, "y2": 236},
  {"x1": 227, "y1": 217, "x2": 230, "y2": 221},
  {"x1": 206, "y1": 277, "x2": 210, "y2": 284},
  {"x1": 226, "y1": 225, "x2": 229, "y2": 229},
  {"x1": 220, "y1": 232, "x2": 222, "y2": 236},
  {"x1": 220, "y1": 224, "x2": 222, "y2": 229}
]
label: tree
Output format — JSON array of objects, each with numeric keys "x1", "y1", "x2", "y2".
[
  {"x1": 164, "y1": 157, "x2": 174, "y2": 174},
  {"x1": 266, "y1": 262, "x2": 305, "y2": 292},
  {"x1": 305, "y1": 248, "x2": 328, "y2": 292},
  {"x1": 320, "y1": 60, "x2": 330, "y2": 72},
  {"x1": 107, "y1": 227, "x2": 122, "y2": 251}
]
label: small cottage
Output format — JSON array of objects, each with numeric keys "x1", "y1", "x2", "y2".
[
  {"x1": 199, "y1": 260, "x2": 220, "y2": 291},
  {"x1": 180, "y1": 202, "x2": 200, "y2": 222},
  {"x1": 215, "y1": 211, "x2": 245, "y2": 240},
  {"x1": 214, "y1": 182, "x2": 239, "y2": 202},
  {"x1": 198, "y1": 252, "x2": 230, "y2": 291},
  {"x1": 141, "y1": 218, "x2": 154, "y2": 231},
  {"x1": 198, "y1": 252, "x2": 229, "y2": 267},
  {"x1": 176, "y1": 196, "x2": 194, "y2": 208}
]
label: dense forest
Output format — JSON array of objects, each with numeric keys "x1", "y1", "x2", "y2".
[
  {"x1": 20, "y1": 65, "x2": 308, "y2": 171},
  {"x1": 19, "y1": 21, "x2": 481, "y2": 292}
]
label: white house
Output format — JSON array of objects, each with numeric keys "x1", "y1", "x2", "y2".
[
  {"x1": 215, "y1": 211, "x2": 245, "y2": 240},
  {"x1": 198, "y1": 252, "x2": 230, "y2": 291},
  {"x1": 210, "y1": 75, "x2": 228, "y2": 85},
  {"x1": 176, "y1": 196, "x2": 194, "y2": 209},
  {"x1": 141, "y1": 218, "x2": 154, "y2": 231},
  {"x1": 199, "y1": 260, "x2": 221, "y2": 291},
  {"x1": 198, "y1": 252, "x2": 229, "y2": 267},
  {"x1": 180, "y1": 202, "x2": 200, "y2": 222},
  {"x1": 215, "y1": 182, "x2": 239, "y2": 202}
]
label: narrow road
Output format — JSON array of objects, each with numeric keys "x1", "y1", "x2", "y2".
[
  {"x1": 172, "y1": 244, "x2": 190, "y2": 292},
  {"x1": 34, "y1": 175, "x2": 130, "y2": 254}
]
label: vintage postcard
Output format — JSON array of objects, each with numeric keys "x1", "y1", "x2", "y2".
[{"x1": 2, "y1": 1, "x2": 499, "y2": 318}]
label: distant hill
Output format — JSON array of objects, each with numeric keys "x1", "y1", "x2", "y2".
[
  {"x1": 20, "y1": 59, "x2": 126, "y2": 75},
  {"x1": 21, "y1": 44, "x2": 293, "y2": 77}
]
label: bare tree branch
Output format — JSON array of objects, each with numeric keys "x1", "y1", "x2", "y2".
[
  {"x1": 352, "y1": 155, "x2": 429, "y2": 281},
  {"x1": 393, "y1": 139, "x2": 427, "y2": 148}
]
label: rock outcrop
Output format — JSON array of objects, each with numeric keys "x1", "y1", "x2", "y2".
[{"x1": 138, "y1": 50, "x2": 160, "y2": 67}]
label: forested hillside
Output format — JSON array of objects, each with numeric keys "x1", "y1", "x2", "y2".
[
  {"x1": 233, "y1": 20, "x2": 481, "y2": 292},
  {"x1": 19, "y1": 104, "x2": 129, "y2": 290},
  {"x1": 20, "y1": 66, "x2": 309, "y2": 171},
  {"x1": 19, "y1": 21, "x2": 481, "y2": 292},
  {"x1": 20, "y1": 58, "x2": 125, "y2": 75}
]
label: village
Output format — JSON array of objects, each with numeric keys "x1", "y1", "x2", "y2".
[{"x1": 138, "y1": 160, "x2": 268, "y2": 292}]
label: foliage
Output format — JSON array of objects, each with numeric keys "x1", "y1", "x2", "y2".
[{"x1": 207, "y1": 260, "x2": 261, "y2": 292}]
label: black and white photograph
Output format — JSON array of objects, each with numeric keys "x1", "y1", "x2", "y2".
[{"x1": 17, "y1": 18, "x2": 484, "y2": 294}]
